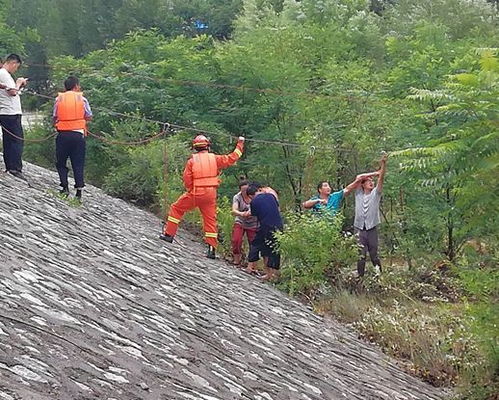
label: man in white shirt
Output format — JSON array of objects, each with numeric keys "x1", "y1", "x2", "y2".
[{"x1": 0, "y1": 54, "x2": 28, "y2": 178}]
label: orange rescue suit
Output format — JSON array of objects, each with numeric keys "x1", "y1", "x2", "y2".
[
  {"x1": 55, "y1": 91, "x2": 87, "y2": 132},
  {"x1": 164, "y1": 139, "x2": 244, "y2": 247}
]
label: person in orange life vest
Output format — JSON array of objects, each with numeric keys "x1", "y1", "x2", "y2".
[
  {"x1": 160, "y1": 134, "x2": 245, "y2": 259},
  {"x1": 53, "y1": 76, "x2": 92, "y2": 200}
]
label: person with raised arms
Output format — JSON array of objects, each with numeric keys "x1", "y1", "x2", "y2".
[
  {"x1": 303, "y1": 175, "x2": 376, "y2": 217},
  {"x1": 353, "y1": 154, "x2": 388, "y2": 277},
  {"x1": 160, "y1": 134, "x2": 245, "y2": 259}
]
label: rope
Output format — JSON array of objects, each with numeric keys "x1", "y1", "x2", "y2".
[
  {"x1": 86, "y1": 123, "x2": 169, "y2": 146},
  {"x1": 168, "y1": 122, "x2": 303, "y2": 147},
  {"x1": 0, "y1": 111, "x2": 168, "y2": 147},
  {"x1": 18, "y1": 89, "x2": 396, "y2": 158},
  {"x1": 23, "y1": 90, "x2": 351, "y2": 151},
  {"x1": 0, "y1": 124, "x2": 56, "y2": 142}
]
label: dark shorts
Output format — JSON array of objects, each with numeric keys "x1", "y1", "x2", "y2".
[{"x1": 248, "y1": 228, "x2": 281, "y2": 269}]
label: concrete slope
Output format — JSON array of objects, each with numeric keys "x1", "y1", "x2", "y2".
[{"x1": 0, "y1": 161, "x2": 446, "y2": 400}]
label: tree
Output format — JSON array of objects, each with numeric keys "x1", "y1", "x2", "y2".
[
  {"x1": 394, "y1": 49, "x2": 499, "y2": 259},
  {"x1": 0, "y1": 0, "x2": 24, "y2": 57}
]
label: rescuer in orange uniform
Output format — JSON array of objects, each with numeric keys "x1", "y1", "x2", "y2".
[
  {"x1": 53, "y1": 76, "x2": 92, "y2": 200},
  {"x1": 160, "y1": 134, "x2": 245, "y2": 259}
]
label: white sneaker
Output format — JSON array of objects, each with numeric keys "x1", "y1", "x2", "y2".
[{"x1": 374, "y1": 265, "x2": 381, "y2": 276}]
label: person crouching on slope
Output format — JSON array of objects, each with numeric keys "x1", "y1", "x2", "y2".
[
  {"x1": 244, "y1": 182, "x2": 283, "y2": 281},
  {"x1": 160, "y1": 134, "x2": 245, "y2": 259}
]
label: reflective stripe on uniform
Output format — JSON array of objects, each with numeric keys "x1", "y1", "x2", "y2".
[
  {"x1": 234, "y1": 148, "x2": 242, "y2": 157},
  {"x1": 204, "y1": 232, "x2": 218, "y2": 238},
  {"x1": 168, "y1": 216, "x2": 181, "y2": 224}
]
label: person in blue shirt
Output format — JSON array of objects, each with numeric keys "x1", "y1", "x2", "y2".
[
  {"x1": 302, "y1": 175, "x2": 376, "y2": 216},
  {"x1": 243, "y1": 182, "x2": 283, "y2": 281}
]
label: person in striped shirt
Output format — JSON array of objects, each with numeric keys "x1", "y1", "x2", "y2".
[
  {"x1": 353, "y1": 154, "x2": 388, "y2": 277},
  {"x1": 231, "y1": 180, "x2": 259, "y2": 266}
]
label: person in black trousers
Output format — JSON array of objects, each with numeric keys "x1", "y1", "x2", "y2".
[
  {"x1": 53, "y1": 76, "x2": 93, "y2": 199},
  {"x1": 0, "y1": 54, "x2": 28, "y2": 179}
]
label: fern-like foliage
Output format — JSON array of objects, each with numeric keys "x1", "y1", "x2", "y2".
[{"x1": 395, "y1": 49, "x2": 498, "y2": 251}]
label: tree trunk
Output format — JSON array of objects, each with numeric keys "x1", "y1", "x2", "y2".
[
  {"x1": 282, "y1": 145, "x2": 301, "y2": 210},
  {"x1": 445, "y1": 187, "x2": 455, "y2": 261}
]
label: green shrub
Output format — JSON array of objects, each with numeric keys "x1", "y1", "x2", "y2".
[
  {"x1": 103, "y1": 142, "x2": 163, "y2": 206},
  {"x1": 103, "y1": 132, "x2": 191, "y2": 209},
  {"x1": 275, "y1": 212, "x2": 358, "y2": 298},
  {"x1": 455, "y1": 251, "x2": 499, "y2": 400},
  {"x1": 22, "y1": 124, "x2": 56, "y2": 170},
  {"x1": 216, "y1": 196, "x2": 236, "y2": 259}
]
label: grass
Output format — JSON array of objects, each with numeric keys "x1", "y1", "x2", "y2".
[
  {"x1": 47, "y1": 189, "x2": 83, "y2": 207},
  {"x1": 314, "y1": 287, "x2": 489, "y2": 393}
]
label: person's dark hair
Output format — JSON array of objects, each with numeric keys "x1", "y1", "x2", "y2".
[
  {"x1": 317, "y1": 181, "x2": 329, "y2": 192},
  {"x1": 247, "y1": 182, "x2": 262, "y2": 196},
  {"x1": 238, "y1": 180, "x2": 249, "y2": 188},
  {"x1": 5, "y1": 54, "x2": 22, "y2": 64},
  {"x1": 64, "y1": 76, "x2": 80, "y2": 91}
]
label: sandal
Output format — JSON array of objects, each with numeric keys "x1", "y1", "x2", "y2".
[{"x1": 242, "y1": 268, "x2": 263, "y2": 277}]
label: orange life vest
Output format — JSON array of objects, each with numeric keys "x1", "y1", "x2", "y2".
[
  {"x1": 55, "y1": 91, "x2": 86, "y2": 132},
  {"x1": 192, "y1": 152, "x2": 219, "y2": 187}
]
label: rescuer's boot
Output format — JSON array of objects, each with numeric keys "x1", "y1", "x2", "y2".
[
  {"x1": 159, "y1": 233, "x2": 174, "y2": 243},
  {"x1": 206, "y1": 245, "x2": 216, "y2": 259}
]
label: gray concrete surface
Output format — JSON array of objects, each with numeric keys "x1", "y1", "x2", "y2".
[{"x1": 0, "y1": 161, "x2": 446, "y2": 400}]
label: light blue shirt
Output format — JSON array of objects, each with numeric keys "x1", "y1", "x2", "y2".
[{"x1": 309, "y1": 189, "x2": 344, "y2": 215}]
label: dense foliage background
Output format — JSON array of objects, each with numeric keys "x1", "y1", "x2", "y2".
[{"x1": 1, "y1": 0, "x2": 497, "y2": 398}]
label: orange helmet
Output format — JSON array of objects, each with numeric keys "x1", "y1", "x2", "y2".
[{"x1": 192, "y1": 134, "x2": 210, "y2": 149}]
